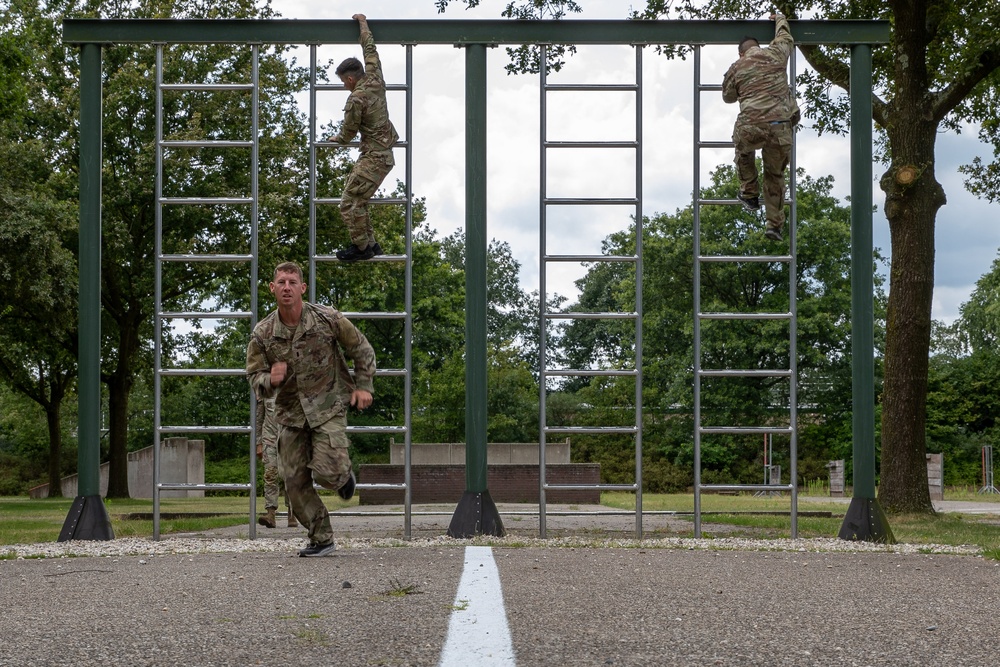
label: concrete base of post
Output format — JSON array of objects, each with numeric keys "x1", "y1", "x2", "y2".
[
  {"x1": 838, "y1": 496, "x2": 895, "y2": 543},
  {"x1": 447, "y1": 490, "x2": 505, "y2": 538},
  {"x1": 59, "y1": 495, "x2": 115, "y2": 541}
]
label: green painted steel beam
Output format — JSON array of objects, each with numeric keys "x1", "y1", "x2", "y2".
[
  {"x1": 849, "y1": 44, "x2": 876, "y2": 500},
  {"x1": 77, "y1": 43, "x2": 103, "y2": 498},
  {"x1": 464, "y1": 44, "x2": 488, "y2": 494},
  {"x1": 62, "y1": 19, "x2": 890, "y2": 46}
]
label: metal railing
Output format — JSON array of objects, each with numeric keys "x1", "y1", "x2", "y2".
[
  {"x1": 153, "y1": 44, "x2": 260, "y2": 539},
  {"x1": 538, "y1": 45, "x2": 644, "y2": 538},
  {"x1": 692, "y1": 45, "x2": 799, "y2": 537}
]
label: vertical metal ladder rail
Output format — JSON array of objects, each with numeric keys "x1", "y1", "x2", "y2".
[
  {"x1": 538, "y1": 45, "x2": 644, "y2": 539},
  {"x1": 691, "y1": 45, "x2": 799, "y2": 538},
  {"x1": 153, "y1": 45, "x2": 261, "y2": 540},
  {"x1": 308, "y1": 44, "x2": 415, "y2": 539}
]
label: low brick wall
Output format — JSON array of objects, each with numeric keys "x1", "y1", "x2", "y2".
[{"x1": 358, "y1": 464, "x2": 601, "y2": 505}]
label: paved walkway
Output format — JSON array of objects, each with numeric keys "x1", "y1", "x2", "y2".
[
  {"x1": 2, "y1": 499, "x2": 998, "y2": 667},
  {"x1": 195, "y1": 497, "x2": 1000, "y2": 542},
  {"x1": 803, "y1": 495, "x2": 1000, "y2": 514}
]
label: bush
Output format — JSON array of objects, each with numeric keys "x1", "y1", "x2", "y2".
[{"x1": 0, "y1": 452, "x2": 43, "y2": 495}]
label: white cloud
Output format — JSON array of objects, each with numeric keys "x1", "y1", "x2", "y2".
[{"x1": 932, "y1": 285, "x2": 974, "y2": 326}]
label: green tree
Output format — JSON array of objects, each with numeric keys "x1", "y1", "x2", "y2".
[
  {"x1": 925, "y1": 251, "x2": 1000, "y2": 483},
  {"x1": 19, "y1": 0, "x2": 314, "y2": 496},
  {"x1": 958, "y1": 251, "x2": 1000, "y2": 353},
  {"x1": 0, "y1": 384, "x2": 71, "y2": 495},
  {"x1": 559, "y1": 166, "x2": 886, "y2": 487},
  {"x1": 443, "y1": 0, "x2": 1000, "y2": 513},
  {"x1": 0, "y1": 6, "x2": 80, "y2": 496}
]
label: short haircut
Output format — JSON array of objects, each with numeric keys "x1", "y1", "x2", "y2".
[
  {"x1": 273, "y1": 261, "x2": 303, "y2": 281},
  {"x1": 336, "y1": 57, "x2": 364, "y2": 78},
  {"x1": 738, "y1": 36, "x2": 759, "y2": 55}
]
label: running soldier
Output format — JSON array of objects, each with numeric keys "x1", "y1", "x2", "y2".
[
  {"x1": 255, "y1": 396, "x2": 296, "y2": 529},
  {"x1": 722, "y1": 12, "x2": 800, "y2": 241},
  {"x1": 328, "y1": 13, "x2": 398, "y2": 262},
  {"x1": 246, "y1": 261, "x2": 376, "y2": 557}
]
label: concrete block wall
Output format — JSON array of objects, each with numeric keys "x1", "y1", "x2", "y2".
[
  {"x1": 826, "y1": 460, "x2": 845, "y2": 497},
  {"x1": 926, "y1": 452, "x2": 944, "y2": 500},
  {"x1": 29, "y1": 438, "x2": 205, "y2": 499},
  {"x1": 358, "y1": 463, "x2": 601, "y2": 505},
  {"x1": 388, "y1": 440, "x2": 571, "y2": 465},
  {"x1": 128, "y1": 438, "x2": 205, "y2": 498},
  {"x1": 29, "y1": 463, "x2": 112, "y2": 499}
]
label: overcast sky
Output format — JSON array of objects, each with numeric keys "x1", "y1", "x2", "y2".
[{"x1": 272, "y1": 0, "x2": 1000, "y2": 325}]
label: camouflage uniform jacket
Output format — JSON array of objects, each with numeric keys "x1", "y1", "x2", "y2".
[
  {"x1": 722, "y1": 15, "x2": 799, "y2": 125},
  {"x1": 332, "y1": 30, "x2": 399, "y2": 156},
  {"x1": 246, "y1": 302, "x2": 376, "y2": 430}
]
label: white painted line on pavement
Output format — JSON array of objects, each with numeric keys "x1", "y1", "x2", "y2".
[{"x1": 438, "y1": 546, "x2": 516, "y2": 667}]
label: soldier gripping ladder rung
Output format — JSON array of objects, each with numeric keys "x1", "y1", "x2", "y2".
[
  {"x1": 307, "y1": 38, "x2": 416, "y2": 538},
  {"x1": 537, "y1": 44, "x2": 644, "y2": 539},
  {"x1": 692, "y1": 17, "x2": 800, "y2": 539}
]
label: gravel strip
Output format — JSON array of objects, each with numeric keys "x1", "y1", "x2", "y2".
[{"x1": 0, "y1": 534, "x2": 982, "y2": 559}]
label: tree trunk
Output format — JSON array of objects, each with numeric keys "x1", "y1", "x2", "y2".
[
  {"x1": 877, "y1": 122, "x2": 945, "y2": 514},
  {"x1": 45, "y1": 401, "x2": 63, "y2": 498},
  {"x1": 105, "y1": 323, "x2": 138, "y2": 499},
  {"x1": 106, "y1": 369, "x2": 131, "y2": 498},
  {"x1": 40, "y1": 366, "x2": 70, "y2": 498}
]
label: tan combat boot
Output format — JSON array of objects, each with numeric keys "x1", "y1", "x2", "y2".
[
  {"x1": 286, "y1": 510, "x2": 298, "y2": 528},
  {"x1": 258, "y1": 507, "x2": 276, "y2": 528}
]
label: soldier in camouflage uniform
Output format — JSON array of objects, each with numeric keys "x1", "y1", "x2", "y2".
[
  {"x1": 254, "y1": 396, "x2": 296, "y2": 529},
  {"x1": 722, "y1": 13, "x2": 801, "y2": 242},
  {"x1": 246, "y1": 261, "x2": 376, "y2": 557},
  {"x1": 328, "y1": 13, "x2": 398, "y2": 262}
]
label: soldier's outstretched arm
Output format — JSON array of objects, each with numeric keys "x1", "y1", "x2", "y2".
[
  {"x1": 338, "y1": 316, "x2": 376, "y2": 394},
  {"x1": 354, "y1": 14, "x2": 384, "y2": 81},
  {"x1": 770, "y1": 13, "x2": 794, "y2": 60},
  {"x1": 353, "y1": 14, "x2": 368, "y2": 30}
]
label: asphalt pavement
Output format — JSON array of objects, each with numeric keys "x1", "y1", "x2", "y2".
[{"x1": 2, "y1": 500, "x2": 999, "y2": 667}]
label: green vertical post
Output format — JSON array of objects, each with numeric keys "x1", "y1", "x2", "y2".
[
  {"x1": 448, "y1": 43, "x2": 504, "y2": 538},
  {"x1": 839, "y1": 43, "x2": 893, "y2": 543},
  {"x1": 464, "y1": 42, "x2": 488, "y2": 495},
  {"x1": 60, "y1": 43, "x2": 114, "y2": 541}
]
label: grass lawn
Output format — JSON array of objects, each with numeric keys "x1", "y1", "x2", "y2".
[
  {"x1": 600, "y1": 492, "x2": 1000, "y2": 557},
  {"x1": 3, "y1": 492, "x2": 999, "y2": 558},
  {"x1": 0, "y1": 495, "x2": 355, "y2": 546}
]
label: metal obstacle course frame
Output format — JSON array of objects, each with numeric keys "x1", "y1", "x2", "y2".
[{"x1": 62, "y1": 17, "x2": 891, "y2": 541}]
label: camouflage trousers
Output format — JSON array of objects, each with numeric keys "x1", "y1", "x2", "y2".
[
  {"x1": 277, "y1": 415, "x2": 353, "y2": 546},
  {"x1": 260, "y1": 439, "x2": 289, "y2": 511},
  {"x1": 341, "y1": 150, "x2": 394, "y2": 248},
  {"x1": 733, "y1": 121, "x2": 793, "y2": 232}
]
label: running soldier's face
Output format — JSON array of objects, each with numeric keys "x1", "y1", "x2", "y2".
[{"x1": 269, "y1": 270, "x2": 306, "y2": 309}]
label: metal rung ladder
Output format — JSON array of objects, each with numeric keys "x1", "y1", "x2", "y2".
[
  {"x1": 692, "y1": 45, "x2": 799, "y2": 538},
  {"x1": 308, "y1": 44, "x2": 415, "y2": 538},
  {"x1": 153, "y1": 44, "x2": 261, "y2": 539},
  {"x1": 538, "y1": 45, "x2": 644, "y2": 538}
]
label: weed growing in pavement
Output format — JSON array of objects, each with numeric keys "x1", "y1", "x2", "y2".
[{"x1": 381, "y1": 577, "x2": 423, "y2": 597}]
